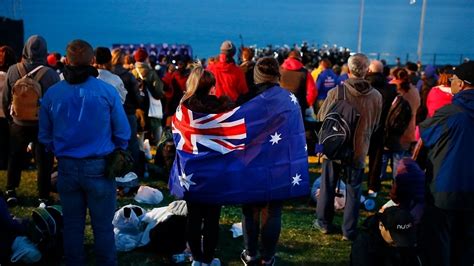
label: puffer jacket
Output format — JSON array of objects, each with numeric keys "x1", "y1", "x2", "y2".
[
  {"x1": 317, "y1": 78, "x2": 382, "y2": 168},
  {"x1": 112, "y1": 64, "x2": 141, "y2": 115}
]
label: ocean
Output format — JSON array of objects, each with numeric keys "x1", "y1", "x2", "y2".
[{"x1": 2, "y1": 0, "x2": 474, "y2": 64}]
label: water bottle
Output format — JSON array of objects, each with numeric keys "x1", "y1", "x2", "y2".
[
  {"x1": 360, "y1": 195, "x2": 376, "y2": 211},
  {"x1": 172, "y1": 253, "x2": 191, "y2": 263}
]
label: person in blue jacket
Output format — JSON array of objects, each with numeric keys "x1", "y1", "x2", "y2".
[
  {"x1": 38, "y1": 39, "x2": 131, "y2": 266},
  {"x1": 419, "y1": 61, "x2": 474, "y2": 266}
]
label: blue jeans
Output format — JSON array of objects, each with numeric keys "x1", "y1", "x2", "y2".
[
  {"x1": 57, "y1": 157, "x2": 117, "y2": 266},
  {"x1": 242, "y1": 201, "x2": 282, "y2": 261},
  {"x1": 316, "y1": 160, "x2": 363, "y2": 239},
  {"x1": 381, "y1": 150, "x2": 410, "y2": 179}
]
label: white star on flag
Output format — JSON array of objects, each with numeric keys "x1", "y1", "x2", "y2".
[
  {"x1": 305, "y1": 144, "x2": 308, "y2": 151},
  {"x1": 269, "y1": 132, "x2": 282, "y2": 145},
  {"x1": 179, "y1": 171, "x2": 196, "y2": 191},
  {"x1": 292, "y1": 173, "x2": 302, "y2": 186},
  {"x1": 289, "y1": 93, "x2": 298, "y2": 105}
]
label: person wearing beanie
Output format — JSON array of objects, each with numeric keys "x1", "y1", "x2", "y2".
[
  {"x1": 39, "y1": 39, "x2": 130, "y2": 266},
  {"x1": 95, "y1": 47, "x2": 127, "y2": 104},
  {"x1": 419, "y1": 61, "x2": 474, "y2": 266},
  {"x1": 379, "y1": 158, "x2": 425, "y2": 225},
  {"x1": 238, "y1": 57, "x2": 286, "y2": 266},
  {"x1": 279, "y1": 50, "x2": 317, "y2": 118},
  {"x1": 2, "y1": 35, "x2": 59, "y2": 207},
  {"x1": 134, "y1": 48, "x2": 148, "y2": 63},
  {"x1": 207, "y1": 40, "x2": 248, "y2": 101}
]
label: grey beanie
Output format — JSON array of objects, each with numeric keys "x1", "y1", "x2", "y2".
[
  {"x1": 220, "y1": 40, "x2": 236, "y2": 56},
  {"x1": 253, "y1": 57, "x2": 280, "y2": 84}
]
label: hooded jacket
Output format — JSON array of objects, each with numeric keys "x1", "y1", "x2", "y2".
[
  {"x1": 206, "y1": 55, "x2": 248, "y2": 101},
  {"x1": 420, "y1": 89, "x2": 474, "y2": 211},
  {"x1": 317, "y1": 78, "x2": 382, "y2": 168},
  {"x1": 2, "y1": 35, "x2": 60, "y2": 126},
  {"x1": 279, "y1": 57, "x2": 317, "y2": 110}
]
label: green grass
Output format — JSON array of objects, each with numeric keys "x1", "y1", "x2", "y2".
[{"x1": 0, "y1": 159, "x2": 393, "y2": 266}]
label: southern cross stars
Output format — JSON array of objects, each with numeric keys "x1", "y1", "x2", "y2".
[
  {"x1": 289, "y1": 93, "x2": 298, "y2": 105},
  {"x1": 292, "y1": 173, "x2": 302, "y2": 186},
  {"x1": 179, "y1": 171, "x2": 196, "y2": 191},
  {"x1": 269, "y1": 132, "x2": 282, "y2": 145}
]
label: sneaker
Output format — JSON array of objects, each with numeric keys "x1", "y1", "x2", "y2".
[
  {"x1": 6, "y1": 190, "x2": 18, "y2": 207},
  {"x1": 241, "y1": 250, "x2": 259, "y2": 266},
  {"x1": 38, "y1": 198, "x2": 52, "y2": 207},
  {"x1": 367, "y1": 189, "x2": 378, "y2": 198},
  {"x1": 262, "y1": 257, "x2": 275, "y2": 266},
  {"x1": 312, "y1": 219, "x2": 330, "y2": 234},
  {"x1": 341, "y1": 235, "x2": 354, "y2": 242},
  {"x1": 209, "y1": 258, "x2": 221, "y2": 266}
]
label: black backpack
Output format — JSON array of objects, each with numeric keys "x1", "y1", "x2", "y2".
[
  {"x1": 384, "y1": 95, "x2": 412, "y2": 151},
  {"x1": 318, "y1": 85, "x2": 360, "y2": 161}
]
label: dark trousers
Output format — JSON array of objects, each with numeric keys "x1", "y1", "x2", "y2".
[
  {"x1": 0, "y1": 118, "x2": 8, "y2": 169},
  {"x1": 367, "y1": 142, "x2": 384, "y2": 192},
  {"x1": 6, "y1": 123, "x2": 54, "y2": 199},
  {"x1": 420, "y1": 207, "x2": 474, "y2": 266},
  {"x1": 186, "y1": 202, "x2": 221, "y2": 264},
  {"x1": 316, "y1": 160, "x2": 363, "y2": 239},
  {"x1": 242, "y1": 201, "x2": 282, "y2": 261}
]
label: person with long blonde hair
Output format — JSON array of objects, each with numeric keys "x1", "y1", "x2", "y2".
[{"x1": 178, "y1": 66, "x2": 234, "y2": 266}]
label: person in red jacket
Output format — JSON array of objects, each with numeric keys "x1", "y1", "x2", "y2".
[
  {"x1": 279, "y1": 50, "x2": 317, "y2": 117},
  {"x1": 207, "y1": 40, "x2": 248, "y2": 101}
]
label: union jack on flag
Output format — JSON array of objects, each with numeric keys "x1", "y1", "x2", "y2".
[
  {"x1": 169, "y1": 86, "x2": 310, "y2": 204},
  {"x1": 172, "y1": 105, "x2": 247, "y2": 155}
]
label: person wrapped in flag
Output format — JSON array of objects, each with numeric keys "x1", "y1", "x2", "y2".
[
  {"x1": 173, "y1": 66, "x2": 235, "y2": 266},
  {"x1": 170, "y1": 62, "x2": 309, "y2": 205},
  {"x1": 169, "y1": 58, "x2": 309, "y2": 265}
]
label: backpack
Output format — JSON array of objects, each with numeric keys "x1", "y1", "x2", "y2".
[
  {"x1": 11, "y1": 63, "x2": 49, "y2": 121},
  {"x1": 317, "y1": 85, "x2": 360, "y2": 161},
  {"x1": 30, "y1": 205, "x2": 63, "y2": 257},
  {"x1": 384, "y1": 95, "x2": 412, "y2": 151}
]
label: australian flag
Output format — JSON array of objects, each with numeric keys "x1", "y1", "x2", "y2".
[{"x1": 169, "y1": 86, "x2": 309, "y2": 204}]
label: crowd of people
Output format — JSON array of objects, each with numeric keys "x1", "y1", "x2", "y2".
[{"x1": 0, "y1": 34, "x2": 473, "y2": 266}]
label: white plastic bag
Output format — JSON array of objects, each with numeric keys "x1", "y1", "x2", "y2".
[{"x1": 134, "y1": 186, "x2": 163, "y2": 205}]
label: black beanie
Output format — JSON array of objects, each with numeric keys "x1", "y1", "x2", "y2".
[{"x1": 94, "y1": 47, "x2": 112, "y2": 65}]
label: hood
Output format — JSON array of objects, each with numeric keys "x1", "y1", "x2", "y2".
[
  {"x1": 424, "y1": 64, "x2": 436, "y2": 78},
  {"x1": 365, "y1": 72, "x2": 386, "y2": 89},
  {"x1": 63, "y1": 65, "x2": 99, "y2": 84},
  {"x1": 281, "y1": 58, "x2": 303, "y2": 71},
  {"x1": 209, "y1": 60, "x2": 238, "y2": 73},
  {"x1": 134, "y1": 62, "x2": 151, "y2": 76},
  {"x1": 390, "y1": 158, "x2": 425, "y2": 204},
  {"x1": 344, "y1": 77, "x2": 372, "y2": 95},
  {"x1": 22, "y1": 35, "x2": 48, "y2": 65},
  {"x1": 453, "y1": 89, "x2": 474, "y2": 118}
]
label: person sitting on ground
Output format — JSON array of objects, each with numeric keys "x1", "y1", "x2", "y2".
[
  {"x1": 350, "y1": 206, "x2": 421, "y2": 266},
  {"x1": 380, "y1": 158, "x2": 425, "y2": 225}
]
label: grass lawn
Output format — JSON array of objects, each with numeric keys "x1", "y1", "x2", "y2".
[{"x1": 0, "y1": 157, "x2": 393, "y2": 266}]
